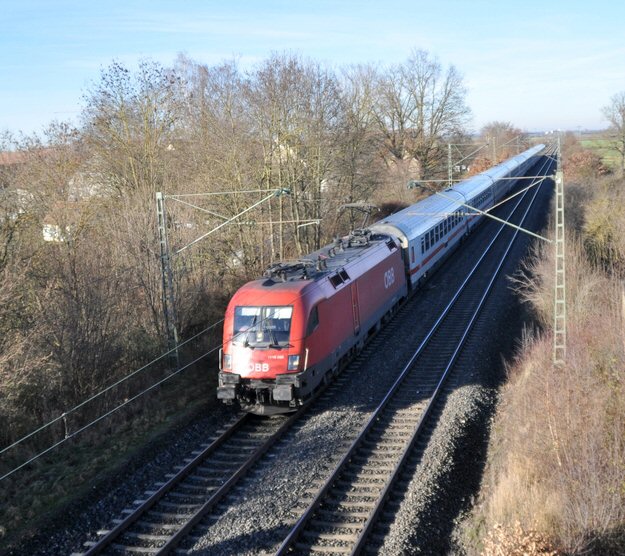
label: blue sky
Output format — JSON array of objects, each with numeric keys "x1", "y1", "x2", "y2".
[{"x1": 2, "y1": 0, "x2": 624, "y2": 136}]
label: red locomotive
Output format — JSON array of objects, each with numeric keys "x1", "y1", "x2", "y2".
[{"x1": 218, "y1": 230, "x2": 408, "y2": 414}]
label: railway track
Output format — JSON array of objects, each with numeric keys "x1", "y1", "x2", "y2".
[
  {"x1": 275, "y1": 154, "x2": 555, "y2": 555},
  {"x1": 73, "y1": 259, "x2": 432, "y2": 556},
  {"x1": 75, "y1": 412, "x2": 295, "y2": 555},
  {"x1": 75, "y1": 153, "x2": 555, "y2": 556}
]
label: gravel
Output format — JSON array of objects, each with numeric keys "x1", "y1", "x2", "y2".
[{"x1": 11, "y1": 172, "x2": 551, "y2": 556}]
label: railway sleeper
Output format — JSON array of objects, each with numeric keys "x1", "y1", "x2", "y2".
[
  {"x1": 350, "y1": 451, "x2": 399, "y2": 463},
  {"x1": 194, "y1": 462, "x2": 240, "y2": 472},
  {"x1": 342, "y1": 469, "x2": 389, "y2": 480},
  {"x1": 361, "y1": 447, "x2": 405, "y2": 457},
  {"x1": 165, "y1": 490, "x2": 208, "y2": 502},
  {"x1": 157, "y1": 500, "x2": 201, "y2": 512},
  {"x1": 324, "y1": 497, "x2": 376, "y2": 507},
  {"x1": 339, "y1": 492, "x2": 380, "y2": 503},
  {"x1": 178, "y1": 474, "x2": 224, "y2": 486},
  {"x1": 110, "y1": 543, "x2": 159, "y2": 554},
  {"x1": 301, "y1": 529, "x2": 360, "y2": 542},
  {"x1": 120, "y1": 531, "x2": 172, "y2": 543},
  {"x1": 134, "y1": 520, "x2": 181, "y2": 532},
  {"x1": 316, "y1": 507, "x2": 371, "y2": 520},
  {"x1": 310, "y1": 518, "x2": 367, "y2": 529},
  {"x1": 294, "y1": 541, "x2": 352, "y2": 554},
  {"x1": 361, "y1": 438, "x2": 407, "y2": 448},
  {"x1": 335, "y1": 479, "x2": 385, "y2": 490},
  {"x1": 204, "y1": 453, "x2": 250, "y2": 464},
  {"x1": 140, "y1": 510, "x2": 192, "y2": 521},
  {"x1": 307, "y1": 521, "x2": 363, "y2": 535},
  {"x1": 343, "y1": 460, "x2": 397, "y2": 472}
]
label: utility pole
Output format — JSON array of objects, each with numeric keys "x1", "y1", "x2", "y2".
[
  {"x1": 155, "y1": 188, "x2": 292, "y2": 368},
  {"x1": 447, "y1": 143, "x2": 453, "y2": 188},
  {"x1": 156, "y1": 192, "x2": 180, "y2": 368},
  {"x1": 553, "y1": 136, "x2": 566, "y2": 365}
]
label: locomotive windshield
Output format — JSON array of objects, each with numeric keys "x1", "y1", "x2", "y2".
[{"x1": 233, "y1": 306, "x2": 293, "y2": 348}]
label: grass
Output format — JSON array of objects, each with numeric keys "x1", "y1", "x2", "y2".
[{"x1": 580, "y1": 135, "x2": 622, "y2": 169}]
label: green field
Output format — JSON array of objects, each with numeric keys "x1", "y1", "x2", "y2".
[{"x1": 580, "y1": 135, "x2": 622, "y2": 169}]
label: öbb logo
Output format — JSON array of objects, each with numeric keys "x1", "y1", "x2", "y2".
[
  {"x1": 249, "y1": 362, "x2": 270, "y2": 373},
  {"x1": 384, "y1": 267, "x2": 395, "y2": 289}
]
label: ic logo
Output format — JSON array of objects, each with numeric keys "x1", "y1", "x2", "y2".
[{"x1": 384, "y1": 268, "x2": 395, "y2": 289}]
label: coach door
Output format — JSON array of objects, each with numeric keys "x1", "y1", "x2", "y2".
[{"x1": 351, "y1": 282, "x2": 361, "y2": 335}]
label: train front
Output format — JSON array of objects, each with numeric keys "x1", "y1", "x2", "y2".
[{"x1": 217, "y1": 279, "x2": 309, "y2": 415}]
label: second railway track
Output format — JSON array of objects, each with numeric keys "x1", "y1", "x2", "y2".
[{"x1": 276, "y1": 153, "x2": 556, "y2": 555}]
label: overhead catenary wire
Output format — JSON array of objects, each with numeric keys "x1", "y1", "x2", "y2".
[
  {"x1": 0, "y1": 318, "x2": 225, "y2": 458},
  {"x1": 5, "y1": 156, "x2": 552, "y2": 463},
  {"x1": 0, "y1": 349, "x2": 215, "y2": 483},
  {"x1": 2, "y1": 150, "x2": 551, "y2": 483},
  {"x1": 0, "y1": 233, "x2": 403, "y2": 483}
]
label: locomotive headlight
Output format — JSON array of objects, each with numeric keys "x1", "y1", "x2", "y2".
[
  {"x1": 223, "y1": 353, "x2": 232, "y2": 370},
  {"x1": 287, "y1": 355, "x2": 300, "y2": 371}
]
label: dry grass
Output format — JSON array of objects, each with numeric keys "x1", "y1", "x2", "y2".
[
  {"x1": 481, "y1": 522, "x2": 561, "y2": 555},
  {"x1": 466, "y1": 199, "x2": 625, "y2": 554}
]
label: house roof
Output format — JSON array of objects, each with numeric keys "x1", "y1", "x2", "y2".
[{"x1": 0, "y1": 151, "x2": 28, "y2": 166}]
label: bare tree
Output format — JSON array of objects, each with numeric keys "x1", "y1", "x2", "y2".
[
  {"x1": 480, "y1": 120, "x2": 526, "y2": 162},
  {"x1": 333, "y1": 65, "x2": 385, "y2": 233},
  {"x1": 374, "y1": 50, "x2": 471, "y2": 180},
  {"x1": 174, "y1": 56, "x2": 267, "y2": 279},
  {"x1": 246, "y1": 53, "x2": 343, "y2": 256},
  {"x1": 81, "y1": 60, "x2": 189, "y2": 340},
  {"x1": 82, "y1": 60, "x2": 185, "y2": 194},
  {"x1": 602, "y1": 91, "x2": 625, "y2": 176}
]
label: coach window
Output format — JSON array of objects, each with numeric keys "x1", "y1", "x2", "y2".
[
  {"x1": 411, "y1": 246, "x2": 415, "y2": 263},
  {"x1": 421, "y1": 236, "x2": 425, "y2": 254}
]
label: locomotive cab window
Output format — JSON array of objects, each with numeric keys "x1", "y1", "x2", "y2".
[
  {"x1": 306, "y1": 306, "x2": 320, "y2": 335},
  {"x1": 233, "y1": 306, "x2": 293, "y2": 347}
]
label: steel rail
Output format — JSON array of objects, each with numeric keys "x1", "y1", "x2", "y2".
[
  {"x1": 275, "y1": 155, "x2": 554, "y2": 555},
  {"x1": 154, "y1": 405, "x2": 307, "y2": 555},
  {"x1": 350, "y1": 155, "x2": 555, "y2": 555},
  {"x1": 81, "y1": 412, "x2": 250, "y2": 555}
]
